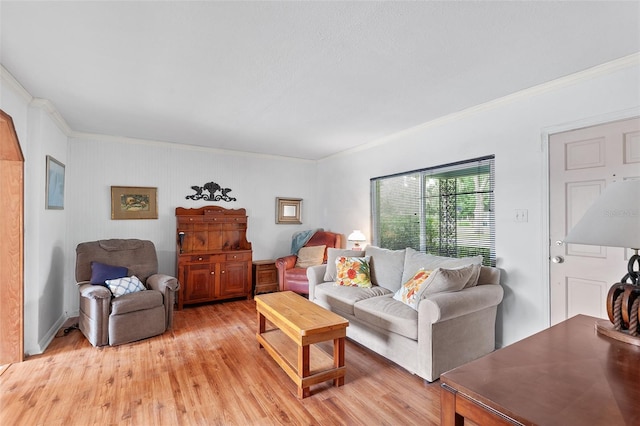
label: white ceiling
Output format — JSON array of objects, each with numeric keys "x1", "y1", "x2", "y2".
[{"x1": 1, "y1": 1, "x2": 639, "y2": 160}]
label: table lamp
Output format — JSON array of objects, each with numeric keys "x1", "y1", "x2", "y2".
[
  {"x1": 348, "y1": 230, "x2": 367, "y2": 251},
  {"x1": 563, "y1": 179, "x2": 640, "y2": 345}
]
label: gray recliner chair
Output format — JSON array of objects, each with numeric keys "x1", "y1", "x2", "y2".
[{"x1": 75, "y1": 239, "x2": 179, "y2": 346}]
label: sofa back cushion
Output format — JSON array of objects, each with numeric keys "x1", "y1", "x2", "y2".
[
  {"x1": 401, "y1": 247, "x2": 483, "y2": 284},
  {"x1": 365, "y1": 246, "x2": 406, "y2": 292}
]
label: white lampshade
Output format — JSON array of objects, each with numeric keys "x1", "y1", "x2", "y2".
[
  {"x1": 348, "y1": 230, "x2": 366, "y2": 242},
  {"x1": 563, "y1": 179, "x2": 640, "y2": 249}
]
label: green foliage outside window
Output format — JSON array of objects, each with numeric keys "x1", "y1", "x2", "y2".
[{"x1": 371, "y1": 157, "x2": 495, "y2": 267}]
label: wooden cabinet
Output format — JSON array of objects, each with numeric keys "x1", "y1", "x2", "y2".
[
  {"x1": 252, "y1": 260, "x2": 279, "y2": 295},
  {"x1": 176, "y1": 207, "x2": 252, "y2": 309}
]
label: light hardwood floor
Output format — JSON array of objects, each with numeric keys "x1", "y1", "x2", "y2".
[{"x1": 0, "y1": 299, "x2": 444, "y2": 425}]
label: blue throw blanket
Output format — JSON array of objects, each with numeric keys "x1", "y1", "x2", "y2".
[{"x1": 290, "y1": 228, "x2": 323, "y2": 255}]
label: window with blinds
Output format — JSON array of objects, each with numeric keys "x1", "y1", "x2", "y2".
[{"x1": 371, "y1": 156, "x2": 495, "y2": 266}]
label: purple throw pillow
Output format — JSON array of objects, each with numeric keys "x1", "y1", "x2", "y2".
[{"x1": 90, "y1": 261, "x2": 128, "y2": 286}]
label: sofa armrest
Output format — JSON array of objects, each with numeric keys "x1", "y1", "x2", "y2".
[
  {"x1": 275, "y1": 255, "x2": 298, "y2": 291},
  {"x1": 419, "y1": 284, "x2": 504, "y2": 324},
  {"x1": 275, "y1": 255, "x2": 297, "y2": 270},
  {"x1": 306, "y1": 264, "x2": 327, "y2": 301},
  {"x1": 147, "y1": 273, "x2": 179, "y2": 328}
]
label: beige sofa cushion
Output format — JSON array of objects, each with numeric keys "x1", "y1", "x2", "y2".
[
  {"x1": 420, "y1": 264, "x2": 480, "y2": 297},
  {"x1": 365, "y1": 246, "x2": 406, "y2": 292},
  {"x1": 110, "y1": 289, "x2": 163, "y2": 315},
  {"x1": 314, "y1": 282, "x2": 392, "y2": 316},
  {"x1": 295, "y1": 245, "x2": 326, "y2": 268},
  {"x1": 401, "y1": 247, "x2": 483, "y2": 283},
  {"x1": 354, "y1": 295, "x2": 418, "y2": 340}
]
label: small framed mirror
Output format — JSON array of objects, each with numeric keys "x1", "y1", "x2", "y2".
[{"x1": 276, "y1": 197, "x2": 302, "y2": 224}]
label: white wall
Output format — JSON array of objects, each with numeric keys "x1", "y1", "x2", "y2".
[
  {"x1": 1, "y1": 72, "x2": 69, "y2": 355},
  {"x1": 3, "y1": 54, "x2": 639, "y2": 356},
  {"x1": 64, "y1": 136, "x2": 321, "y2": 315},
  {"x1": 317, "y1": 56, "x2": 640, "y2": 347},
  {"x1": 2, "y1": 68, "x2": 322, "y2": 355}
]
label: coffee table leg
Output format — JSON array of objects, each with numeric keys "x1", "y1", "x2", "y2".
[
  {"x1": 298, "y1": 344, "x2": 311, "y2": 398},
  {"x1": 333, "y1": 337, "x2": 345, "y2": 387},
  {"x1": 441, "y1": 384, "x2": 464, "y2": 426},
  {"x1": 257, "y1": 311, "x2": 265, "y2": 349}
]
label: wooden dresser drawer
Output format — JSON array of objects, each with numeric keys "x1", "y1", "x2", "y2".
[
  {"x1": 189, "y1": 254, "x2": 210, "y2": 263},
  {"x1": 226, "y1": 252, "x2": 251, "y2": 262}
]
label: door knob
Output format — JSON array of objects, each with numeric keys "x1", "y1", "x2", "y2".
[{"x1": 551, "y1": 256, "x2": 564, "y2": 264}]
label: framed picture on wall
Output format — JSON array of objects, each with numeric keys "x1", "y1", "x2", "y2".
[
  {"x1": 111, "y1": 186, "x2": 158, "y2": 220},
  {"x1": 45, "y1": 155, "x2": 65, "y2": 210},
  {"x1": 276, "y1": 197, "x2": 302, "y2": 224}
]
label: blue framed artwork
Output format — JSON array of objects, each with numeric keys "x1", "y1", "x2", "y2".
[{"x1": 46, "y1": 155, "x2": 65, "y2": 210}]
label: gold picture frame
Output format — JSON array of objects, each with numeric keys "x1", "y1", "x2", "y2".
[
  {"x1": 111, "y1": 186, "x2": 158, "y2": 220},
  {"x1": 276, "y1": 197, "x2": 302, "y2": 224}
]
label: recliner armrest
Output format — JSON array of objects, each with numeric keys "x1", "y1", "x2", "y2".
[
  {"x1": 306, "y1": 264, "x2": 327, "y2": 301},
  {"x1": 78, "y1": 282, "x2": 112, "y2": 299},
  {"x1": 419, "y1": 284, "x2": 504, "y2": 324},
  {"x1": 146, "y1": 273, "x2": 179, "y2": 329},
  {"x1": 147, "y1": 273, "x2": 179, "y2": 293}
]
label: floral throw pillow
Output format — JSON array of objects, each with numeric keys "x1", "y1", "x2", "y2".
[
  {"x1": 393, "y1": 268, "x2": 432, "y2": 309},
  {"x1": 335, "y1": 256, "x2": 372, "y2": 288}
]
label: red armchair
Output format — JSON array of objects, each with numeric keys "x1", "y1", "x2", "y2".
[{"x1": 275, "y1": 231, "x2": 343, "y2": 295}]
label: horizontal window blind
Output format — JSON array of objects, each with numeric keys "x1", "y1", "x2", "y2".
[{"x1": 371, "y1": 156, "x2": 495, "y2": 267}]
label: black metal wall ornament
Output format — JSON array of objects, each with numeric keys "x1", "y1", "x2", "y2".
[{"x1": 186, "y1": 181, "x2": 237, "y2": 202}]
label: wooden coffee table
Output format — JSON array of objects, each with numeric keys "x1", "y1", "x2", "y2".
[
  {"x1": 440, "y1": 314, "x2": 640, "y2": 425},
  {"x1": 255, "y1": 291, "x2": 348, "y2": 398}
]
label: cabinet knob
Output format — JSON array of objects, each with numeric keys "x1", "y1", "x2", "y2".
[
  {"x1": 210, "y1": 271, "x2": 215, "y2": 275},
  {"x1": 221, "y1": 270, "x2": 225, "y2": 274},
  {"x1": 198, "y1": 257, "x2": 203, "y2": 261}
]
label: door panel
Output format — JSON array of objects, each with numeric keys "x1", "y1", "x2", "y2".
[
  {"x1": 549, "y1": 117, "x2": 640, "y2": 326},
  {"x1": 565, "y1": 180, "x2": 606, "y2": 258}
]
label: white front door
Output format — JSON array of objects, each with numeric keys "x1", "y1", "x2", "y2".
[{"x1": 549, "y1": 117, "x2": 640, "y2": 325}]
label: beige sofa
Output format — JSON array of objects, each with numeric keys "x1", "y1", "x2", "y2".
[{"x1": 307, "y1": 246, "x2": 503, "y2": 382}]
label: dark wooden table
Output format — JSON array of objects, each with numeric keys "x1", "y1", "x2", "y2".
[{"x1": 440, "y1": 314, "x2": 640, "y2": 426}]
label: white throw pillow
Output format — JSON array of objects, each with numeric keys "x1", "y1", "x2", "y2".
[{"x1": 105, "y1": 275, "x2": 146, "y2": 297}]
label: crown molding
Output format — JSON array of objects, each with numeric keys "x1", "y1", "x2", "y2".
[
  {"x1": 69, "y1": 131, "x2": 315, "y2": 163},
  {"x1": 321, "y1": 52, "x2": 640, "y2": 161},
  {"x1": 29, "y1": 98, "x2": 74, "y2": 136},
  {"x1": 1, "y1": 64, "x2": 33, "y2": 104},
  {"x1": 5, "y1": 52, "x2": 639, "y2": 164}
]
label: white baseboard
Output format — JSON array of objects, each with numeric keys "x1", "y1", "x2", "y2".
[{"x1": 29, "y1": 314, "x2": 69, "y2": 356}]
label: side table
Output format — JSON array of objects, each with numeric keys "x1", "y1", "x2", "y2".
[
  {"x1": 253, "y1": 260, "x2": 279, "y2": 295},
  {"x1": 440, "y1": 314, "x2": 640, "y2": 425}
]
